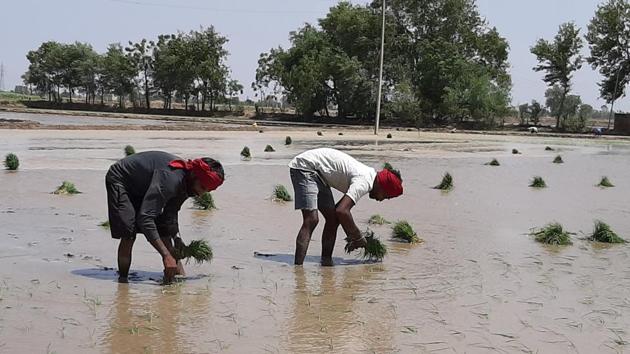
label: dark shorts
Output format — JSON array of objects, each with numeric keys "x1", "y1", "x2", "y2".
[
  {"x1": 106, "y1": 171, "x2": 137, "y2": 240},
  {"x1": 289, "y1": 168, "x2": 335, "y2": 210}
]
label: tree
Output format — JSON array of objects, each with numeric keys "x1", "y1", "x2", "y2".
[
  {"x1": 531, "y1": 22, "x2": 583, "y2": 129},
  {"x1": 101, "y1": 43, "x2": 136, "y2": 108},
  {"x1": 529, "y1": 100, "x2": 543, "y2": 126},
  {"x1": 518, "y1": 103, "x2": 530, "y2": 125},
  {"x1": 226, "y1": 79, "x2": 243, "y2": 111},
  {"x1": 126, "y1": 39, "x2": 154, "y2": 109},
  {"x1": 189, "y1": 27, "x2": 229, "y2": 112},
  {"x1": 586, "y1": 0, "x2": 630, "y2": 105}
]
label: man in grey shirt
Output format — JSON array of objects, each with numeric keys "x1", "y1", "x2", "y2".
[{"x1": 106, "y1": 151, "x2": 224, "y2": 283}]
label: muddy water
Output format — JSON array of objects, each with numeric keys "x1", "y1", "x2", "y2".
[{"x1": 1, "y1": 128, "x2": 630, "y2": 353}]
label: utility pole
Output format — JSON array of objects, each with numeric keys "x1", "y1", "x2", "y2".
[
  {"x1": 0, "y1": 62, "x2": 5, "y2": 92},
  {"x1": 374, "y1": 0, "x2": 386, "y2": 135}
]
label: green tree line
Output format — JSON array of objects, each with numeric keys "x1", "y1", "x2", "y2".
[
  {"x1": 21, "y1": 0, "x2": 630, "y2": 129},
  {"x1": 22, "y1": 27, "x2": 242, "y2": 112}
]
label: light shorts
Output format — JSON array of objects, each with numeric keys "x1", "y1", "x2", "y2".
[{"x1": 289, "y1": 168, "x2": 335, "y2": 211}]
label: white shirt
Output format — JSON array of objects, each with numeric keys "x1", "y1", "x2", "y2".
[{"x1": 289, "y1": 148, "x2": 376, "y2": 204}]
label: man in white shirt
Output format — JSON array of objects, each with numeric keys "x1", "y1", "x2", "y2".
[{"x1": 288, "y1": 148, "x2": 403, "y2": 266}]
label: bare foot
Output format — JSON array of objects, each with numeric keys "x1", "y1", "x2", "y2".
[
  {"x1": 321, "y1": 257, "x2": 334, "y2": 267},
  {"x1": 118, "y1": 276, "x2": 129, "y2": 283}
]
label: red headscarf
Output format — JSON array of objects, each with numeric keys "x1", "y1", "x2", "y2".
[
  {"x1": 376, "y1": 169, "x2": 403, "y2": 198},
  {"x1": 169, "y1": 159, "x2": 223, "y2": 192}
]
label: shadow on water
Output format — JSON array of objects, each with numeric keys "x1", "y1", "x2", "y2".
[
  {"x1": 254, "y1": 252, "x2": 368, "y2": 266},
  {"x1": 71, "y1": 267, "x2": 208, "y2": 283}
]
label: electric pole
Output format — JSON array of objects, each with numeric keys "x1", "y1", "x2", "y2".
[{"x1": 374, "y1": 0, "x2": 386, "y2": 135}]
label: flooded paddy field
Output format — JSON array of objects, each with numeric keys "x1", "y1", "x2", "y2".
[{"x1": 1, "y1": 127, "x2": 630, "y2": 353}]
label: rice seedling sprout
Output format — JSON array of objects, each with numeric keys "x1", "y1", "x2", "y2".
[
  {"x1": 53, "y1": 181, "x2": 81, "y2": 195},
  {"x1": 240, "y1": 146, "x2": 251, "y2": 160},
  {"x1": 193, "y1": 192, "x2": 216, "y2": 210},
  {"x1": 124, "y1": 145, "x2": 136, "y2": 156},
  {"x1": 530, "y1": 223, "x2": 573, "y2": 245},
  {"x1": 434, "y1": 172, "x2": 453, "y2": 191},
  {"x1": 597, "y1": 176, "x2": 614, "y2": 188},
  {"x1": 530, "y1": 176, "x2": 547, "y2": 188},
  {"x1": 4, "y1": 153, "x2": 19, "y2": 170},
  {"x1": 587, "y1": 220, "x2": 626, "y2": 243},
  {"x1": 392, "y1": 221, "x2": 421, "y2": 243},
  {"x1": 273, "y1": 184, "x2": 293, "y2": 202},
  {"x1": 264, "y1": 145, "x2": 275, "y2": 152},
  {"x1": 344, "y1": 229, "x2": 387, "y2": 262}
]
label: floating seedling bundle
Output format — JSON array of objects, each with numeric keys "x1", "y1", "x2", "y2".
[
  {"x1": 485, "y1": 158, "x2": 500, "y2": 166},
  {"x1": 386, "y1": 133, "x2": 393, "y2": 139},
  {"x1": 434, "y1": 172, "x2": 453, "y2": 191},
  {"x1": 588, "y1": 221, "x2": 626, "y2": 243},
  {"x1": 4, "y1": 153, "x2": 19, "y2": 170},
  {"x1": 174, "y1": 239, "x2": 213, "y2": 264},
  {"x1": 545, "y1": 146, "x2": 554, "y2": 151},
  {"x1": 99, "y1": 220, "x2": 110, "y2": 229},
  {"x1": 193, "y1": 192, "x2": 216, "y2": 210},
  {"x1": 124, "y1": 145, "x2": 136, "y2": 156},
  {"x1": 273, "y1": 184, "x2": 292, "y2": 202},
  {"x1": 553, "y1": 155, "x2": 564, "y2": 164},
  {"x1": 512, "y1": 149, "x2": 520, "y2": 154},
  {"x1": 285, "y1": 136, "x2": 292, "y2": 145},
  {"x1": 317, "y1": 131, "x2": 323, "y2": 136},
  {"x1": 264, "y1": 145, "x2": 275, "y2": 152},
  {"x1": 368, "y1": 214, "x2": 389, "y2": 225},
  {"x1": 392, "y1": 221, "x2": 422, "y2": 243},
  {"x1": 530, "y1": 223, "x2": 573, "y2": 245},
  {"x1": 597, "y1": 176, "x2": 614, "y2": 188},
  {"x1": 530, "y1": 176, "x2": 547, "y2": 188},
  {"x1": 344, "y1": 229, "x2": 387, "y2": 262},
  {"x1": 240, "y1": 146, "x2": 252, "y2": 160},
  {"x1": 53, "y1": 181, "x2": 81, "y2": 195}
]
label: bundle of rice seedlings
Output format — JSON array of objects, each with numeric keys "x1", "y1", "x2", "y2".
[
  {"x1": 338, "y1": 132, "x2": 344, "y2": 136},
  {"x1": 530, "y1": 223, "x2": 573, "y2": 245},
  {"x1": 512, "y1": 149, "x2": 520, "y2": 154},
  {"x1": 344, "y1": 229, "x2": 387, "y2": 262},
  {"x1": 193, "y1": 192, "x2": 216, "y2": 210},
  {"x1": 264, "y1": 145, "x2": 275, "y2": 152},
  {"x1": 285, "y1": 136, "x2": 292, "y2": 145},
  {"x1": 597, "y1": 176, "x2": 614, "y2": 188},
  {"x1": 240, "y1": 146, "x2": 251, "y2": 160},
  {"x1": 553, "y1": 155, "x2": 564, "y2": 164},
  {"x1": 392, "y1": 221, "x2": 421, "y2": 243},
  {"x1": 485, "y1": 158, "x2": 500, "y2": 166},
  {"x1": 368, "y1": 214, "x2": 389, "y2": 225},
  {"x1": 386, "y1": 133, "x2": 393, "y2": 139},
  {"x1": 273, "y1": 184, "x2": 293, "y2": 202},
  {"x1": 53, "y1": 181, "x2": 81, "y2": 195},
  {"x1": 545, "y1": 146, "x2": 554, "y2": 151},
  {"x1": 4, "y1": 153, "x2": 19, "y2": 170},
  {"x1": 99, "y1": 220, "x2": 110, "y2": 229},
  {"x1": 174, "y1": 239, "x2": 213, "y2": 264},
  {"x1": 124, "y1": 145, "x2": 136, "y2": 156},
  {"x1": 588, "y1": 220, "x2": 626, "y2": 243},
  {"x1": 529, "y1": 176, "x2": 547, "y2": 188},
  {"x1": 258, "y1": 129, "x2": 264, "y2": 133},
  {"x1": 317, "y1": 131, "x2": 323, "y2": 136},
  {"x1": 434, "y1": 172, "x2": 453, "y2": 191}
]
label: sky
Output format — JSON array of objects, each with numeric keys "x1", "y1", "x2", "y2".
[{"x1": 0, "y1": 0, "x2": 627, "y2": 111}]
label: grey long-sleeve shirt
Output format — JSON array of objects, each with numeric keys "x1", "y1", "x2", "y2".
[{"x1": 108, "y1": 151, "x2": 191, "y2": 241}]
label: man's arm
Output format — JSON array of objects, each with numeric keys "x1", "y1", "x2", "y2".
[
  {"x1": 137, "y1": 171, "x2": 178, "y2": 282},
  {"x1": 335, "y1": 195, "x2": 362, "y2": 241}
]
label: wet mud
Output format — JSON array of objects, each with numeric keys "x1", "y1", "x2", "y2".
[{"x1": 1, "y1": 124, "x2": 630, "y2": 353}]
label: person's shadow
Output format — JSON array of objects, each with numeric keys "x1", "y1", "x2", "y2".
[
  {"x1": 71, "y1": 267, "x2": 208, "y2": 284},
  {"x1": 253, "y1": 252, "x2": 366, "y2": 266}
]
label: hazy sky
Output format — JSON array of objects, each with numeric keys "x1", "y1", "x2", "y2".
[{"x1": 0, "y1": 0, "x2": 627, "y2": 111}]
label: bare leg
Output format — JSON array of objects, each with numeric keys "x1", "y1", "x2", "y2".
[
  {"x1": 295, "y1": 210, "x2": 319, "y2": 265},
  {"x1": 319, "y1": 208, "x2": 340, "y2": 266},
  {"x1": 117, "y1": 237, "x2": 136, "y2": 283}
]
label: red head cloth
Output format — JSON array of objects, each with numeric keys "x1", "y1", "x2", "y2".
[
  {"x1": 376, "y1": 169, "x2": 403, "y2": 198},
  {"x1": 169, "y1": 159, "x2": 223, "y2": 192}
]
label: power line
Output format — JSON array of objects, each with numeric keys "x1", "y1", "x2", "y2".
[{"x1": 107, "y1": 0, "x2": 329, "y2": 15}]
